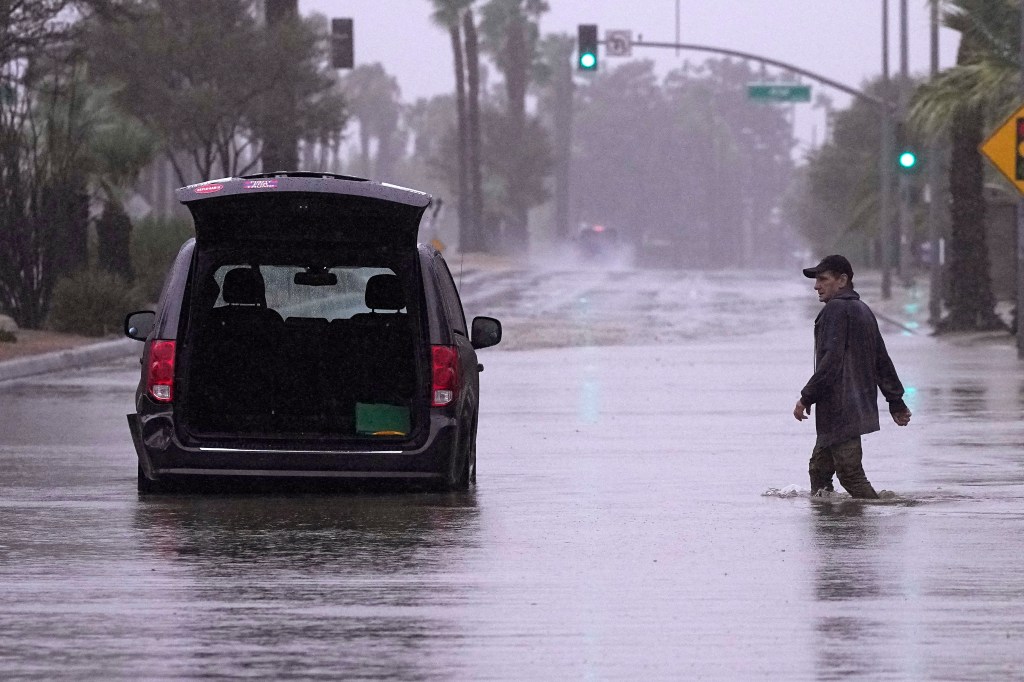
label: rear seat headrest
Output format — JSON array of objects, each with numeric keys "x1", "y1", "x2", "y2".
[
  {"x1": 222, "y1": 267, "x2": 266, "y2": 306},
  {"x1": 365, "y1": 274, "x2": 405, "y2": 311}
]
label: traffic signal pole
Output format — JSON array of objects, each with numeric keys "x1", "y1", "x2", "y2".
[
  {"x1": 927, "y1": 0, "x2": 943, "y2": 324},
  {"x1": 880, "y1": 1, "x2": 894, "y2": 299},
  {"x1": 897, "y1": 0, "x2": 913, "y2": 286},
  {"x1": 622, "y1": 39, "x2": 891, "y2": 111},
  {"x1": 581, "y1": 29, "x2": 898, "y2": 292}
]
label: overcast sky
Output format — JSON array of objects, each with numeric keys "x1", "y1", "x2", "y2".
[{"x1": 299, "y1": 1, "x2": 960, "y2": 154}]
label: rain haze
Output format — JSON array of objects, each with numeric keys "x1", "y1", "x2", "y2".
[
  {"x1": 1, "y1": 1, "x2": 1023, "y2": 681},
  {"x1": 301, "y1": 0, "x2": 962, "y2": 148}
]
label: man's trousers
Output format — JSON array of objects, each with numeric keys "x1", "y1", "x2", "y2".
[{"x1": 808, "y1": 436, "x2": 879, "y2": 499}]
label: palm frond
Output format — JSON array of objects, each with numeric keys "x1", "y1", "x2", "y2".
[
  {"x1": 943, "y1": 0, "x2": 1019, "y2": 66},
  {"x1": 909, "y1": 61, "x2": 1018, "y2": 139}
]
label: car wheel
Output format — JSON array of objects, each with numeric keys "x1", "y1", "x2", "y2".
[
  {"x1": 137, "y1": 463, "x2": 164, "y2": 494},
  {"x1": 444, "y1": 434, "x2": 471, "y2": 492},
  {"x1": 468, "y1": 438, "x2": 477, "y2": 484},
  {"x1": 468, "y1": 417, "x2": 478, "y2": 484}
]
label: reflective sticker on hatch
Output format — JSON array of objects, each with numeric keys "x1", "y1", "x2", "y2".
[
  {"x1": 242, "y1": 179, "x2": 278, "y2": 189},
  {"x1": 194, "y1": 183, "x2": 223, "y2": 194}
]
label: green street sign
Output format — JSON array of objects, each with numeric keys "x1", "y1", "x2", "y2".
[{"x1": 747, "y1": 83, "x2": 811, "y2": 103}]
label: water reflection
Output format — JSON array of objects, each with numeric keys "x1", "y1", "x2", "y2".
[
  {"x1": 810, "y1": 500, "x2": 883, "y2": 602},
  {"x1": 134, "y1": 491, "x2": 479, "y2": 571},
  {"x1": 809, "y1": 500, "x2": 892, "y2": 681},
  {"x1": 129, "y1": 491, "x2": 480, "y2": 679}
]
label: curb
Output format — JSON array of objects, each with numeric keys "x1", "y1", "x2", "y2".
[{"x1": 0, "y1": 338, "x2": 138, "y2": 383}]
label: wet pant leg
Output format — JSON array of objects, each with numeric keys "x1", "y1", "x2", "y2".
[
  {"x1": 808, "y1": 444, "x2": 836, "y2": 494},
  {"x1": 830, "y1": 436, "x2": 878, "y2": 499}
]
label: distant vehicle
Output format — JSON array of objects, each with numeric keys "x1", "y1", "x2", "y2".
[
  {"x1": 574, "y1": 223, "x2": 623, "y2": 262},
  {"x1": 124, "y1": 172, "x2": 502, "y2": 493}
]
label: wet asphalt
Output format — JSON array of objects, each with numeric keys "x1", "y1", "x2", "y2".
[{"x1": 1, "y1": 268, "x2": 1023, "y2": 680}]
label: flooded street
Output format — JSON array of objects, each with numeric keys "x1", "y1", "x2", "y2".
[{"x1": 2, "y1": 268, "x2": 1023, "y2": 680}]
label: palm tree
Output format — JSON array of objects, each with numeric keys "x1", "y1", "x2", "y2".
[
  {"x1": 909, "y1": 0, "x2": 1014, "y2": 331},
  {"x1": 342, "y1": 63, "x2": 402, "y2": 178},
  {"x1": 536, "y1": 34, "x2": 575, "y2": 241},
  {"x1": 430, "y1": 0, "x2": 473, "y2": 251},
  {"x1": 479, "y1": 0, "x2": 550, "y2": 252},
  {"x1": 463, "y1": 7, "x2": 484, "y2": 251}
]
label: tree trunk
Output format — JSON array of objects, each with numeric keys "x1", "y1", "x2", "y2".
[
  {"x1": 463, "y1": 8, "x2": 484, "y2": 252},
  {"x1": 503, "y1": 10, "x2": 529, "y2": 253},
  {"x1": 938, "y1": 102, "x2": 1004, "y2": 332},
  {"x1": 261, "y1": 0, "x2": 299, "y2": 172},
  {"x1": 446, "y1": 22, "x2": 470, "y2": 254},
  {"x1": 551, "y1": 39, "x2": 574, "y2": 242},
  {"x1": 358, "y1": 123, "x2": 372, "y2": 177}
]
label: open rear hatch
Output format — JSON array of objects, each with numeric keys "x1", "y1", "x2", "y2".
[
  {"x1": 175, "y1": 174, "x2": 432, "y2": 446},
  {"x1": 179, "y1": 173, "x2": 430, "y2": 249}
]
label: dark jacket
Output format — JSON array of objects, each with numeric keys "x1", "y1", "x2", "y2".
[{"x1": 800, "y1": 287, "x2": 907, "y2": 447}]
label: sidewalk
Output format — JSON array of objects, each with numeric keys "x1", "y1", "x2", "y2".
[
  {"x1": 0, "y1": 333, "x2": 136, "y2": 383},
  {"x1": 0, "y1": 265, "x2": 1014, "y2": 382}
]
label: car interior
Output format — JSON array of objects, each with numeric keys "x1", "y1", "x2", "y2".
[{"x1": 183, "y1": 261, "x2": 419, "y2": 439}]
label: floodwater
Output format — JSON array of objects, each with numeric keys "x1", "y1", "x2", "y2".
[{"x1": 1, "y1": 269, "x2": 1023, "y2": 680}]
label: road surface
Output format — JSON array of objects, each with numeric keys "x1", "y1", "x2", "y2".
[{"x1": 1, "y1": 266, "x2": 1022, "y2": 679}]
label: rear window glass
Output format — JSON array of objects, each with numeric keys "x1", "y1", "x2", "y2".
[{"x1": 211, "y1": 265, "x2": 401, "y2": 320}]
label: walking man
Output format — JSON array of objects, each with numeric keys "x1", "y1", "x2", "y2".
[{"x1": 793, "y1": 255, "x2": 912, "y2": 498}]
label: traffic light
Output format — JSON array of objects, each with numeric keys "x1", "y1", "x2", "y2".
[
  {"x1": 898, "y1": 149, "x2": 918, "y2": 172},
  {"x1": 331, "y1": 18, "x2": 354, "y2": 69},
  {"x1": 577, "y1": 24, "x2": 598, "y2": 71},
  {"x1": 1015, "y1": 117, "x2": 1024, "y2": 181},
  {"x1": 894, "y1": 122, "x2": 920, "y2": 174}
]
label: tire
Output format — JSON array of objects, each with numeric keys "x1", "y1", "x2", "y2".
[
  {"x1": 137, "y1": 463, "x2": 164, "y2": 494},
  {"x1": 443, "y1": 432, "x2": 471, "y2": 492},
  {"x1": 468, "y1": 417, "x2": 478, "y2": 485}
]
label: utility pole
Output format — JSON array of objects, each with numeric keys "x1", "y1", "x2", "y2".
[
  {"x1": 897, "y1": 0, "x2": 913, "y2": 284},
  {"x1": 880, "y1": 0, "x2": 894, "y2": 299},
  {"x1": 675, "y1": 0, "x2": 680, "y2": 56},
  {"x1": 928, "y1": 0, "x2": 943, "y2": 324}
]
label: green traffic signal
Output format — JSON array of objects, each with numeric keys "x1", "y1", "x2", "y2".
[
  {"x1": 578, "y1": 24, "x2": 598, "y2": 71},
  {"x1": 894, "y1": 121, "x2": 920, "y2": 173}
]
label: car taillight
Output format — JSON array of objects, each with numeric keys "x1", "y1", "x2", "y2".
[
  {"x1": 147, "y1": 340, "x2": 176, "y2": 403},
  {"x1": 431, "y1": 345, "x2": 459, "y2": 407}
]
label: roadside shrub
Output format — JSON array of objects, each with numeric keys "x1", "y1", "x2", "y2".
[
  {"x1": 131, "y1": 215, "x2": 194, "y2": 304},
  {"x1": 48, "y1": 269, "x2": 146, "y2": 337},
  {"x1": 0, "y1": 329, "x2": 15, "y2": 343}
]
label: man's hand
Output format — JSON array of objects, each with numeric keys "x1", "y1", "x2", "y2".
[
  {"x1": 793, "y1": 399, "x2": 810, "y2": 421},
  {"x1": 892, "y1": 408, "x2": 912, "y2": 426}
]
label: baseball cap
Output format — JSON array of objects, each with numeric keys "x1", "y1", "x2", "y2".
[{"x1": 802, "y1": 254, "x2": 853, "y2": 279}]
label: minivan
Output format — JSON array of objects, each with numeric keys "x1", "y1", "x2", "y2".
[{"x1": 124, "y1": 172, "x2": 501, "y2": 492}]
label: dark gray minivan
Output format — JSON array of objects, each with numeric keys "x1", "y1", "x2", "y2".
[{"x1": 124, "y1": 172, "x2": 501, "y2": 492}]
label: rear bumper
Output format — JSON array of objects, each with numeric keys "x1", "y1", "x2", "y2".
[{"x1": 128, "y1": 411, "x2": 456, "y2": 481}]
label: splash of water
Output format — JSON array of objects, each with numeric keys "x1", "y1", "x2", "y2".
[{"x1": 761, "y1": 484, "x2": 804, "y2": 498}]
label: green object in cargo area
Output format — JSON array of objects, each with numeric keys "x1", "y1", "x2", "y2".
[{"x1": 356, "y1": 402, "x2": 411, "y2": 435}]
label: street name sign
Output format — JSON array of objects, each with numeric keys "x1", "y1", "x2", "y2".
[
  {"x1": 747, "y1": 83, "x2": 811, "y2": 103},
  {"x1": 979, "y1": 101, "x2": 1024, "y2": 195},
  {"x1": 605, "y1": 30, "x2": 632, "y2": 57}
]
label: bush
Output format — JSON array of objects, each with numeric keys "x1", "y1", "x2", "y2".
[
  {"x1": 48, "y1": 269, "x2": 147, "y2": 337},
  {"x1": 130, "y1": 215, "x2": 194, "y2": 304}
]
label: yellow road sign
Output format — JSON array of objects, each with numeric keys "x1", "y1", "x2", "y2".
[{"x1": 979, "y1": 102, "x2": 1024, "y2": 195}]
